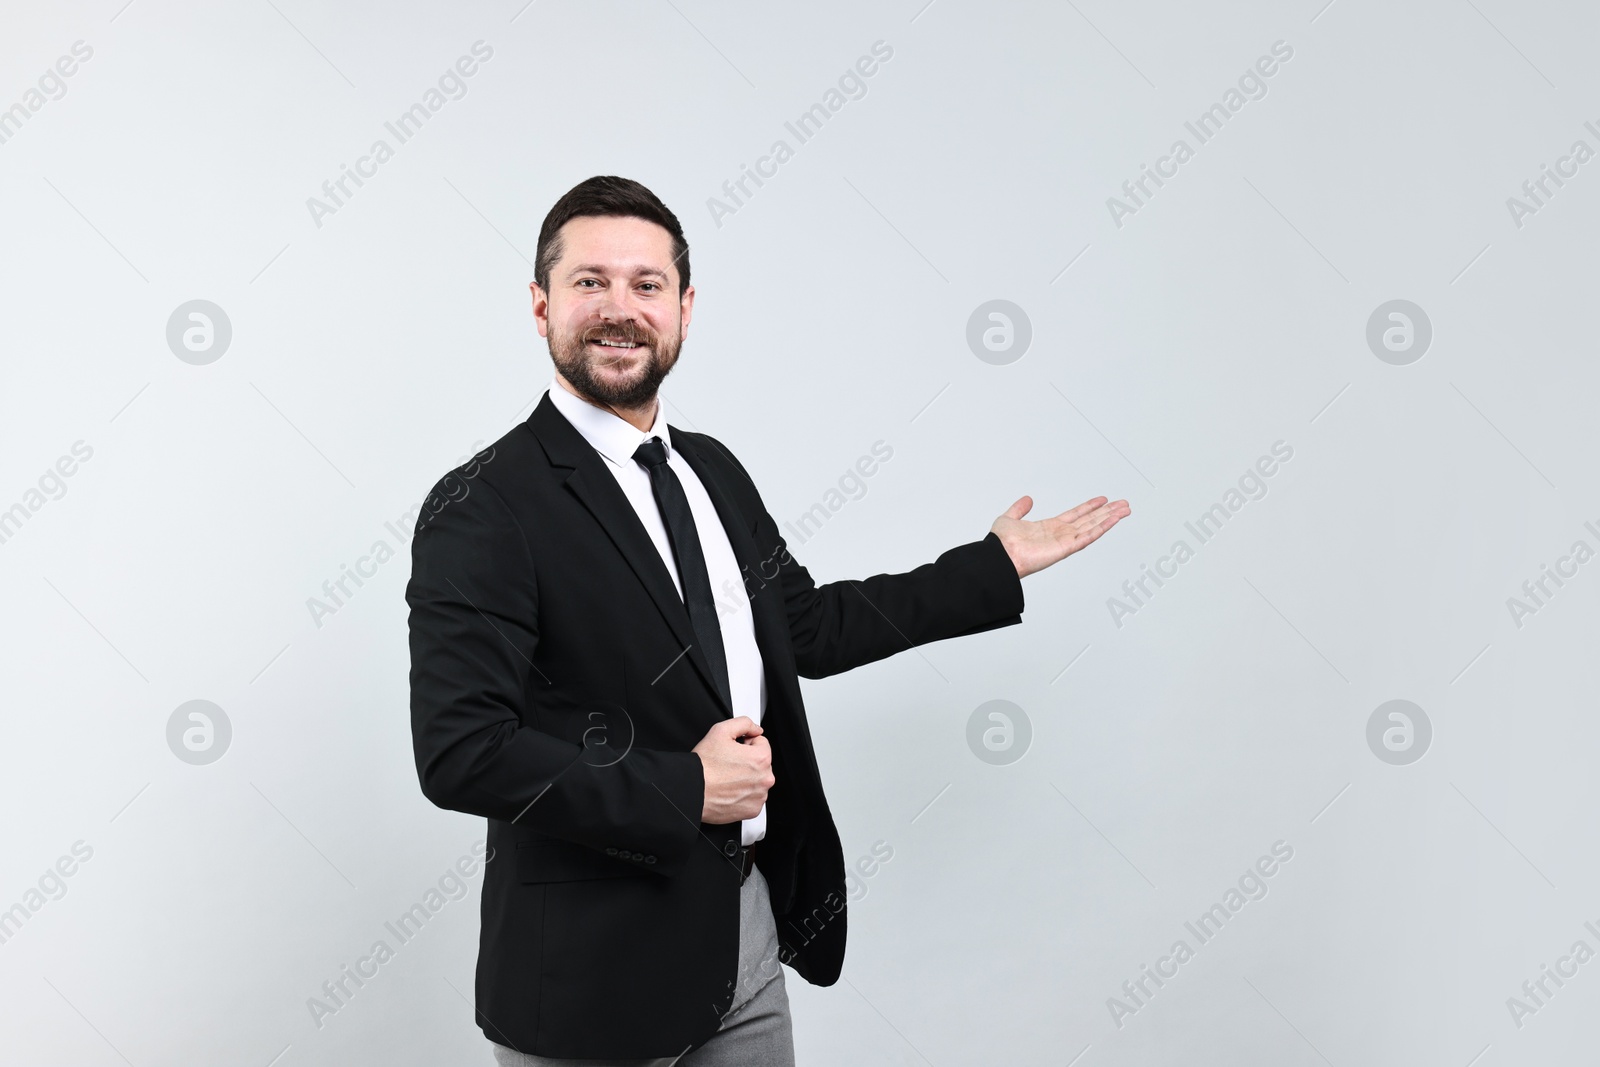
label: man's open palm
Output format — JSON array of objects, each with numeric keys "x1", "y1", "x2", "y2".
[{"x1": 990, "y1": 495, "x2": 1131, "y2": 579}]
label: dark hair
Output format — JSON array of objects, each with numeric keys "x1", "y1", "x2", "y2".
[{"x1": 534, "y1": 176, "x2": 690, "y2": 297}]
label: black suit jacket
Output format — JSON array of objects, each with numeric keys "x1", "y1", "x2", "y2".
[{"x1": 406, "y1": 392, "x2": 1025, "y2": 1058}]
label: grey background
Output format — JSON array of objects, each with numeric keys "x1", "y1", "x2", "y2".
[{"x1": 2, "y1": 1, "x2": 1596, "y2": 1064}]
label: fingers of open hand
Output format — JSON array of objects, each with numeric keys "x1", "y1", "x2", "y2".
[
  {"x1": 1057, "y1": 496, "x2": 1108, "y2": 523},
  {"x1": 1070, "y1": 506, "x2": 1126, "y2": 549}
]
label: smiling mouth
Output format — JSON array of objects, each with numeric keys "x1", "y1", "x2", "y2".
[{"x1": 589, "y1": 338, "x2": 644, "y2": 350}]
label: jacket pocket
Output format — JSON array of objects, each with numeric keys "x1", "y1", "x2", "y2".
[{"x1": 516, "y1": 836, "x2": 653, "y2": 883}]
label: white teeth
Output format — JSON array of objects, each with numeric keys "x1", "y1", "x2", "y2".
[{"x1": 593, "y1": 340, "x2": 639, "y2": 348}]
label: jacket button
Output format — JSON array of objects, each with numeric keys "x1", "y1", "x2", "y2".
[
  {"x1": 723, "y1": 840, "x2": 738, "y2": 858},
  {"x1": 605, "y1": 847, "x2": 618, "y2": 855},
  {"x1": 645, "y1": 855, "x2": 656, "y2": 864}
]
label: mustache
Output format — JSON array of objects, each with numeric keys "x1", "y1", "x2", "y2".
[{"x1": 581, "y1": 321, "x2": 655, "y2": 347}]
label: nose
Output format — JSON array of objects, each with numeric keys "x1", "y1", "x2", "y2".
[{"x1": 593, "y1": 296, "x2": 635, "y2": 324}]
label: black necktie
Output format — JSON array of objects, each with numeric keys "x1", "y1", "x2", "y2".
[{"x1": 632, "y1": 436, "x2": 731, "y2": 711}]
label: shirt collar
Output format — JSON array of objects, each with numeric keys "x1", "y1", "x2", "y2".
[{"x1": 545, "y1": 377, "x2": 671, "y2": 469}]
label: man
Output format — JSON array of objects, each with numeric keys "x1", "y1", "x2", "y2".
[{"x1": 407, "y1": 175, "x2": 1129, "y2": 1065}]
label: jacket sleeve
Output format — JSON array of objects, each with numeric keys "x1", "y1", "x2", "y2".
[
  {"x1": 405, "y1": 471, "x2": 705, "y2": 877},
  {"x1": 702, "y1": 435, "x2": 1026, "y2": 680}
]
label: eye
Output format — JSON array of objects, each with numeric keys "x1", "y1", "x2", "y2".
[
  {"x1": 577, "y1": 278, "x2": 601, "y2": 288},
  {"x1": 638, "y1": 282, "x2": 660, "y2": 293}
]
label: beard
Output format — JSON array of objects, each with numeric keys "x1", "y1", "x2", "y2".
[{"x1": 549, "y1": 316, "x2": 682, "y2": 409}]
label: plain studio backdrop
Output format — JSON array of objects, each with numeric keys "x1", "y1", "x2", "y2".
[{"x1": 2, "y1": 1, "x2": 1598, "y2": 1064}]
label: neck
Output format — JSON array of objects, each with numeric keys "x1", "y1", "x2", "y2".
[{"x1": 554, "y1": 373, "x2": 657, "y2": 432}]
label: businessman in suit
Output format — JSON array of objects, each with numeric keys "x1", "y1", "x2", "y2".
[{"x1": 407, "y1": 176, "x2": 1129, "y2": 1065}]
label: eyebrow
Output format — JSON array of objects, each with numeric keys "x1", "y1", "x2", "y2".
[{"x1": 565, "y1": 263, "x2": 670, "y2": 281}]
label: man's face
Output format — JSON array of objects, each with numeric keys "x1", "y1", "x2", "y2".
[{"x1": 532, "y1": 215, "x2": 694, "y2": 409}]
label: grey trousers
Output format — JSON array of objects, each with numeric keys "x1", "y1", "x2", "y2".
[{"x1": 489, "y1": 864, "x2": 795, "y2": 1067}]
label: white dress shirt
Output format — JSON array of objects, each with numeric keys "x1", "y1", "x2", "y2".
[{"x1": 546, "y1": 379, "x2": 769, "y2": 845}]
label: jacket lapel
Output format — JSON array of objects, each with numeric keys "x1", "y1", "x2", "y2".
[
  {"x1": 674, "y1": 429, "x2": 826, "y2": 838},
  {"x1": 670, "y1": 431, "x2": 793, "y2": 692},
  {"x1": 527, "y1": 393, "x2": 735, "y2": 718}
]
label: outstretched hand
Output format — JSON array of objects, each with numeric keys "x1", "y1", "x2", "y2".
[{"x1": 990, "y1": 495, "x2": 1130, "y2": 579}]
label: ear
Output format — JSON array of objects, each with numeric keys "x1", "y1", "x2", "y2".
[
  {"x1": 679, "y1": 284, "x2": 695, "y2": 340},
  {"x1": 530, "y1": 282, "x2": 550, "y2": 339}
]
